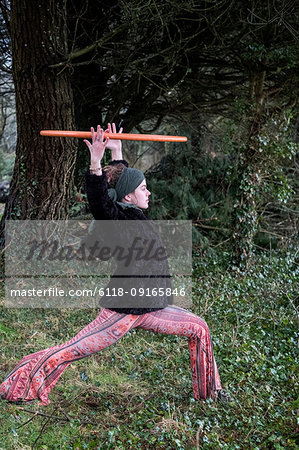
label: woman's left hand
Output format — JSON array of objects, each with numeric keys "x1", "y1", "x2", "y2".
[{"x1": 84, "y1": 125, "x2": 109, "y2": 169}]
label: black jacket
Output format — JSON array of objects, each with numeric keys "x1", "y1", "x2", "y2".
[{"x1": 85, "y1": 160, "x2": 173, "y2": 314}]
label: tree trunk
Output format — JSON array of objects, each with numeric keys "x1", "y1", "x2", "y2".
[
  {"x1": 232, "y1": 68, "x2": 266, "y2": 269},
  {"x1": 0, "y1": 0, "x2": 77, "y2": 240}
]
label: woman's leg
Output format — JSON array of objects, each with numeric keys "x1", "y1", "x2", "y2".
[
  {"x1": 0, "y1": 309, "x2": 140, "y2": 405},
  {"x1": 134, "y1": 306, "x2": 221, "y2": 400}
]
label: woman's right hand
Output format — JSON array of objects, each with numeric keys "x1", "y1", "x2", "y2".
[
  {"x1": 84, "y1": 125, "x2": 110, "y2": 169},
  {"x1": 105, "y1": 123, "x2": 123, "y2": 160}
]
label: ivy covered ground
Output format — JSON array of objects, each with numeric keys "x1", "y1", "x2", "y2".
[{"x1": 0, "y1": 251, "x2": 297, "y2": 449}]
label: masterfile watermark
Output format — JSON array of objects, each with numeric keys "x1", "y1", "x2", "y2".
[
  {"x1": 6, "y1": 276, "x2": 192, "y2": 309},
  {"x1": 25, "y1": 236, "x2": 168, "y2": 266},
  {"x1": 5, "y1": 220, "x2": 192, "y2": 276},
  {"x1": 5, "y1": 220, "x2": 192, "y2": 309}
]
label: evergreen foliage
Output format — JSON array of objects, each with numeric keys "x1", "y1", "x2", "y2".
[
  {"x1": 0, "y1": 250, "x2": 297, "y2": 448},
  {"x1": 145, "y1": 116, "x2": 298, "y2": 255}
]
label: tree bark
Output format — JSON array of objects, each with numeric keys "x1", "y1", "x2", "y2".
[
  {"x1": 232, "y1": 68, "x2": 266, "y2": 269},
  {"x1": 0, "y1": 0, "x2": 77, "y2": 239}
]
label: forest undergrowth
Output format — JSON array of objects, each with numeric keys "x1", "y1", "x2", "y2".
[{"x1": 0, "y1": 251, "x2": 297, "y2": 449}]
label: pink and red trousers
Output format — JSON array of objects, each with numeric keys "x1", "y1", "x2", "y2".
[{"x1": 0, "y1": 306, "x2": 221, "y2": 405}]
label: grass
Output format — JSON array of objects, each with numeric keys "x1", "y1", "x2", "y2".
[{"x1": 0, "y1": 250, "x2": 297, "y2": 449}]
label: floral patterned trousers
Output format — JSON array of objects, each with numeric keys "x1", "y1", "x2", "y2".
[{"x1": 0, "y1": 306, "x2": 221, "y2": 405}]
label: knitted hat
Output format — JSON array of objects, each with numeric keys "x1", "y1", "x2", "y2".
[{"x1": 108, "y1": 167, "x2": 145, "y2": 202}]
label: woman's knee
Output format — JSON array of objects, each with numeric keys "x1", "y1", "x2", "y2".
[{"x1": 189, "y1": 316, "x2": 210, "y2": 338}]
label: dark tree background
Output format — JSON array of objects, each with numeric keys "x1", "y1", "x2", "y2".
[
  {"x1": 0, "y1": 0, "x2": 77, "y2": 228},
  {"x1": 0, "y1": 0, "x2": 298, "y2": 266}
]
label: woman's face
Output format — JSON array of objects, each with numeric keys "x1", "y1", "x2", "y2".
[{"x1": 123, "y1": 179, "x2": 151, "y2": 209}]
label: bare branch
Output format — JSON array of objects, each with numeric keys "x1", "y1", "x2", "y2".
[{"x1": 49, "y1": 23, "x2": 130, "y2": 69}]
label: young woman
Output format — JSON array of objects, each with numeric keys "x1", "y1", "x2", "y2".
[{"x1": 0, "y1": 124, "x2": 224, "y2": 405}]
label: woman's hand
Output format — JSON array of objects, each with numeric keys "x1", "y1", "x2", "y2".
[
  {"x1": 105, "y1": 122, "x2": 123, "y2": 160},
  {"x1": 84, "y1": 125, "x2": 109, "y2": 170}
]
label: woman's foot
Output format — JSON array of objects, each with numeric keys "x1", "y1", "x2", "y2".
[{"x1": 215, "y1": 390, "x2": 231, "y2": 403}]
